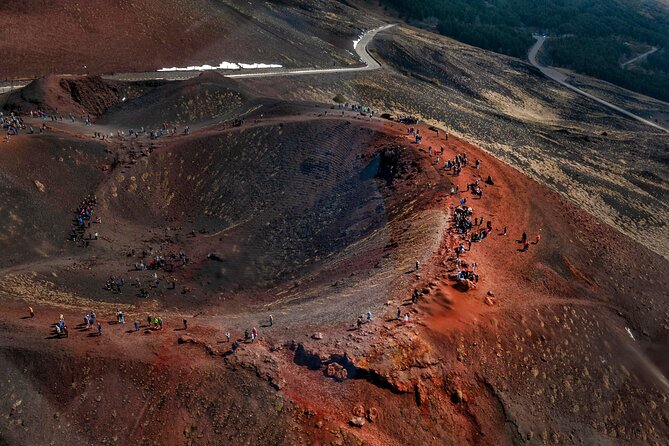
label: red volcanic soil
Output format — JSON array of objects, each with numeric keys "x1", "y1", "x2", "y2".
[
  {"x1": 0, "y1": 89, "x2": 667, "y2": 444},
  {"x1": 0, "y1": 0, "x2": 364, "y2": 79},
  {"x1": 0, "y1": 75, "x2": 124, "y2": 117}
]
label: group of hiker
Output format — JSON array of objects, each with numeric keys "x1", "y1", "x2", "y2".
[
  {"x1": 105, "y1": 276, "x2": 124, "y2": 293},
  {"x1": 518, "y1": 231, "x2": 541, "y2": 251},
  {"x1": 53, "y1": 314, "x2": 69, "y2": 338},
  {"x1": 83, "y1": 311, "x2": 103, "y2": 336},
  {"x1": 37, "y1": 303, "x2": 265, "y2": 357},
  {"x1": 338, "y1": 102, "x2": 375, "y2": 117},
  {"x1": 134, "y1": 250, "x2": 189, "y2": 271},
  {"x1": 408, "y1": 126, "x2": 423, "y2": 144},
  {"x1": 69, "y1": 195, "x2": 100, "y2": 246},
  {"x1": 1, "y1": 112, "x2": 25, "y2": 135}
]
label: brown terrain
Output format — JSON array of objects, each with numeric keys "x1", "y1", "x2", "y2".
[
  {"x1": 1, "y1": 2, "x2": 668, "y2": 445},
  {"x1": 0, "y1": 0, "x2": 370, "y2": 79}
]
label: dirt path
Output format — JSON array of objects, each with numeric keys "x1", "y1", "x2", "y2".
[{"x1": 621, "y1": 46, "x2": 659, "y2": 68}]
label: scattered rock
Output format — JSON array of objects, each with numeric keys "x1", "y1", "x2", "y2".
[
  {"x1": 484, "y1": 296, "x2": 495, "y2": 306},
  {"x1": 177, "y1": 335, "x2": 199, "y2": 344},
  {"x1": 451, "y1": 389, "x2": 463, "y2": 404},
  {"x1": 324, "y1": 362, "x2": 348, "y2": 381},
  {"x1": 312, "y1": 332, "x2": 324, "y2": 340},
  {"x1": 349, "y1": 417, "x2": 366, "y2": 428},
  {"x1": 487, "y1": 290, "x2": 495, "y2": 297},
  {"x1": 366, "y1": 407, "x2": 379, "y2": 422},
  {"x1": 206, "y1": 253, "x2": 223, "y2": 262},
  {"x1": 352, "y1": 404, "x2": 365, "y2": 417},
  {"x1": 315, "y1": 421, "x2": 323, "y2": 429},
  {"x1": 33, "y1": 180, "x2": 46, "y2": 192}
]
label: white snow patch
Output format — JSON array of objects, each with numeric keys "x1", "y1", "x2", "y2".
[
  {"x1": 625, "y1": 327, "x2": 635, "y2": 340},
  {"x1": 157, "y1": 61, "x2": 282, "y2": 72},
  {"x1": 353, "y1": 32, "x2": 364, "y2": 50}
]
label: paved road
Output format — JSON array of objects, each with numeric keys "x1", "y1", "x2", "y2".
[
  {"x1": 106, "y1": 24, "x2": 395, "y2": 82},
  {"x1": 0, "y1": 84, "x2": 28, "y2": 94},
  {"x1": 529, "y1": 36, "x2": 668, "y2": 133},
  {"x1": 0, "y1": 25, "x2": 395, "y2": 93},
  {"x1": 621, "y1": 46, "x2": 658, "y2": 68}
]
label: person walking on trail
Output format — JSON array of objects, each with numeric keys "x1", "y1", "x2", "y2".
[
  {"x1": 269, "y1": 315, "x2": 273, "y2": 327},
  {"x1": 134, "y1": 320, "x2": 140, "y2": 332},
  {"x1": 535, "y1": 234, "x2": 541, "y2": 244},
  {"x1": 29, "y1": 307, "x2": 34, "y2": 318},
  {"x1": 367, "y1": 311, "x2": 372, "y2": 321},
  {"x1": 183, "y1": 319, "x2": 188, "y2": 330},
  {"x1": 503, "y1": 226, "x2": 508, "y2": 236},
  {"x1": 252, "y1": 327, "x2": 258, "y2": 342},
  {"x1": 226, "y1": 331, "x2": 231, "y2": 342},
  {"x1": 415, "y1": 260, "x2": 420, "y2": 271},
  {"x1": 397, "y1": 306, "x2": 402, "y2": 320},
  {"x1": 357, "y1": 316, "x2": 363, "y2": 329},
  {"x1": 97, "y1": 322, "x2": 102, "y2": 336},
  {"x1": 521, "y1": 232, "x2": 527, "y2": 244},
  {"x1": 403, "y1": 313, "x2": 409, "y2": 325}
]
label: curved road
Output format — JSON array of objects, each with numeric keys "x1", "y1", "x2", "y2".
[
  {"x1": 0, "y1": 25, "x2": 395, "y2": 94},
  {"x1": 529, "y1": 36, "x2": 668, "y2": 133}
]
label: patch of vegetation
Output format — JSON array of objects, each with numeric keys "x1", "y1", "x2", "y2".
[{"x1": 332, "y1": 93, "x2": 347, "y2": 103}]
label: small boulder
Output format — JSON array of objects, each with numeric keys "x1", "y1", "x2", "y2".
[
  {"x1": 34, "y1": 180, "x2": 46, "y2": 192},
  {"x1": 451, "y1": 389, "x2": 463, "y2": 404},
  {"x1": 312, "y1": 332, "x2": 324, "y2": 340},
  {"x1": 352, "y1": 404, "x2": 365, "y2": 417},
  {"x1": 349, "y1": 417, "x2": 366, "y2": 428},
  {"x1": 178, "y1": 335, "x2": 198, "y2": 344},
  {"x1": 324, "y1": 363, "x2": 348, "y2": 381}
]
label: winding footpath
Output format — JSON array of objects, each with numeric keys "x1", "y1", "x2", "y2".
[{"x1": 528, "y1": 36, "x2": 668, "y2": 133}]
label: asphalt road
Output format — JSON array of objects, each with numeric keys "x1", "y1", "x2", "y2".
[
  {"x1": 0, "y1": 25, "x2": 395, "y2": 93},
  {"x1": 106, "y1": 24, "x2": 395, "y2": 82},
  {"x1": 621, "y1": 46, "x2": 659, "y2": 68},
  {"x1": 529, "y1": 36, "x2": 668, "y2": 133}
]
